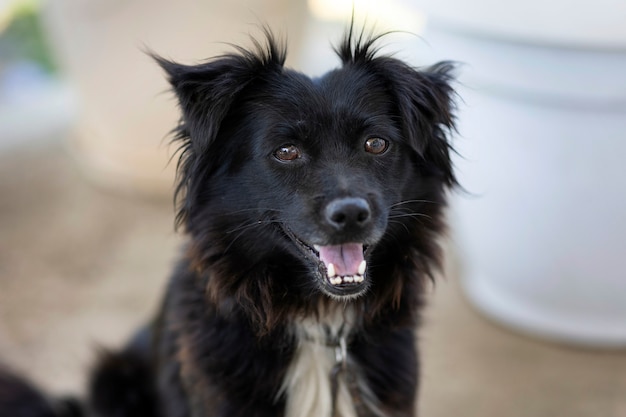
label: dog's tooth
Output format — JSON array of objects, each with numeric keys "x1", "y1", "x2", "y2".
[
  {"x1": 358, "y1": 260, "x2": 367, "y2": 275},
  {"x1": 354, "y1": 275, "x2": 363, "y2": 283},
  {"x1": 327, "y1": 263, "x2": 336, "y2": 278},
  {"x1": 331, "y1": 277, "x2": 342, "y2": 285},
  {"x1": 314, "y1": 245, "x2": 321, "y2": 252},
  {"x1": 343, "y1": 275, "x2": 354, "y2": 283}
]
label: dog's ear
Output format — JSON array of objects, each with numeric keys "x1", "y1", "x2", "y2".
[
  {"x1": 151, "y1": 32, "x2": 286, "y2": 228},
  {"x1": 388, "y1": 60, "x2": 458, "y2": 187},
  {"x1": 153, "y1": 56, "x2": 246, "y2": 153},
  {"x1": 337, "y1": 29, "x2": 458, "y2": 187},
  {"x1": 152, "y1": 35, "x2": 286, "y2": 153}
]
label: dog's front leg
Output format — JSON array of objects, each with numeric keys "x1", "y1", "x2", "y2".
[
  {"x1": 171, "y1": 316, "x2": 294, "y2": 417},
  {"x1": 351, "y1": 326, "x2": 419, "y2": 417}
]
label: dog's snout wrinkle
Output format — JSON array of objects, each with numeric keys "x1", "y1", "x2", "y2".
[{"x1": 325, "y1": 197, "x2": 372, "y2": 232}]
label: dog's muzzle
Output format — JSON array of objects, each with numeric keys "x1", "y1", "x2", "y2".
[{"x1": 281, "y1": 196, "x2": 385, "y2": 299}]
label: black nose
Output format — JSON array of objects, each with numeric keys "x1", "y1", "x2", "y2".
[{"x1": 325, "y1": 197, "x2": 372, "y2": 231}]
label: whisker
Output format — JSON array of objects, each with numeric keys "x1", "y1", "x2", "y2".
[
  {"x1": 225, "y1": 219, "x2": 278, "y2": 235},
  {"x1": 219, "y1": 207, "x2": 285, "y2": 216},
  {"x1": 388, "y1": 213, "x2": 432, "y2": 220},
  {"x1": 223, "y1": 219, "x2": 282, "y2": 253},
  {"x1": 223, "y1": 228, "x2": 250, "y2": 254},
  {"x1": 387, "y1": 219, "x2": 412, "y2": 236},
  {"x1": 389, "y1": 199, "x2": 441, "y2": 209}
]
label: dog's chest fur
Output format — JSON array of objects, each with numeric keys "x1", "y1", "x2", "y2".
[{"x1": 280, "y1": 307, "x2": 383, "y2": 417}]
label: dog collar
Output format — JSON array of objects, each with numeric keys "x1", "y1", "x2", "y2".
[
  {"x1": 327, "y1": 335, "x2": 369, "y2": 417},
  {"x1": 329, "y1": 335, "x2": 348, "y2": 414}
]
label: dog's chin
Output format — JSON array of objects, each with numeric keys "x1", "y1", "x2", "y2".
[
  {"x1": 318, "y1": 277, "x2": 370, "y2": 301},
  {"x1": 280, "y1": 225, "x2": 373, "y2": 300}
]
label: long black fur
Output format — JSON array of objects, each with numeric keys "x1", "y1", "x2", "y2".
[{"x1": 0, "y1": 25, "x2": 457, "y2": 417}]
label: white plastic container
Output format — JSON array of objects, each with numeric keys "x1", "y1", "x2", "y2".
[{"x1": 409, "y1": 0, "x2": 626, "y2": 347}]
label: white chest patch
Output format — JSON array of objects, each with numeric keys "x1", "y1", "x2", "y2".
[{"x1": 279, "y1": 307, "x2": 383, "y2": 417}]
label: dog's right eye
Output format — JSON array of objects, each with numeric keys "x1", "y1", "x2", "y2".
[
  {"x1": 273, "y1": 145, "x2": 302, "y2": 162},
  {"x1": 364, "y1": 137, "x2": 389, "y2": 155}
]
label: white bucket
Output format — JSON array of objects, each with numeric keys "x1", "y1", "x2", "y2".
[{"x1": 413, "y1": 5, "x2": 626, "y2": 347}]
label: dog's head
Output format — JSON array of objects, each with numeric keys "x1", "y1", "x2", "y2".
[{"x1": 156, "y1": 27, "x2": 457, "y2": 327}]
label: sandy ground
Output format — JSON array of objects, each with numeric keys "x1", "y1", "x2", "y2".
[{"x1": 1, "y1": 142, "x2": 625, "y2": 416}]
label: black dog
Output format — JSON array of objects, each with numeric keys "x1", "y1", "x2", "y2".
[{"x1": 0, "y1": 25, "x2": 457, "y2": 417}]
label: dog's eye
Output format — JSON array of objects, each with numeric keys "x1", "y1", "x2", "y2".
[
  {"x1": 364, "y1": 137, "x2": 389, "y2": 155},
  {"x1": 274, "y1": 145, "x2": 301, "y2": 162}
]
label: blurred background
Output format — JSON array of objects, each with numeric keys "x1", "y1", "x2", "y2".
[{"x1": 0, "y1": 0, "x2": 625, "y2": 416}]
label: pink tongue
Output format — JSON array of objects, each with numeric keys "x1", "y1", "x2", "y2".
[{"x1": 317, "y1": 243, "x2": 364, "y2": 276}]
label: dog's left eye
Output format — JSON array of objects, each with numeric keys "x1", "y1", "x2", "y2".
[
  {"x1": 274, "y1": 145, "x2": 302, "y2": 162},
  {"x1": 364, "y1": 137, "x2": 389, "y2": 155}
]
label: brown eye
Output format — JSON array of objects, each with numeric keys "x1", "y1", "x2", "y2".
[
  {"x1": 274, "y1": 145, "x2": 301, "y2": 161},
  {"x1": 364, "y1": 137, "x2": 389, "y2": 155}
]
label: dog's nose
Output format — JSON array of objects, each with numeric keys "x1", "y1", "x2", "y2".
[{"x1": 325, "y1": 197, "x2": 372, "y2": 231}]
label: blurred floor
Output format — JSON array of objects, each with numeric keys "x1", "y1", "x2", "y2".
[{"x1": 0, "y1": 142, "x2": 625, "y2": 416}]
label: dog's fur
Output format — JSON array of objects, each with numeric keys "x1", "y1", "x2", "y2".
[{"x1": 0, "y1": 25, "x2": 457, "y2": 417}]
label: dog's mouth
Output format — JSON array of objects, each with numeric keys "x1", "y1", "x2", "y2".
[
  {"x1": 314, "y1": 243, "x2": 367, "y2": 286},
  {"x1": 281, "y1": 226, "x2": 371, "y2": 298}
]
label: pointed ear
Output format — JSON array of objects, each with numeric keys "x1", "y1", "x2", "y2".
[
  {"x1": 152, "y1": 54, "x2": 254, "y2": 152},
  {"x1": 151, "y1": 54, "x2": 260, "y2": 229},
  {"x1": 151, "y1": 32, "x2": 286, "y2": 152},
  {"x1": 150, "y1": 31, "x2": 287, "y2": 229},
  {"x1": 335, "y1": 26, "x2": 457, "y2": 186},
  {"x1": 383, "y1": 60, "x2": 458, "y2": 187}
]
